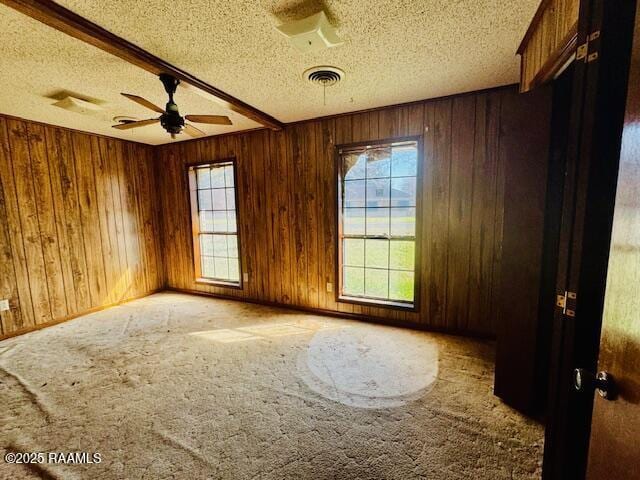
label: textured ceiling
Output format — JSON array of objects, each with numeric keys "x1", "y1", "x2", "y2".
[
  {"x1": 0, "y1": 5, "x2": 260, "y2": 145},
  {"x1": 1, "y1": 1, "x2": 539, "y2": 144}
]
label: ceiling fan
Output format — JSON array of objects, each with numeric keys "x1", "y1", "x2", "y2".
[{"x1": 113, "y1": 74, "x2": 232, "y2": 138}]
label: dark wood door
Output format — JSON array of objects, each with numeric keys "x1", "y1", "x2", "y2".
[
  {"x1": 543, "y1": 0, "x2": 638, "y2": 478},
  {"x1": 586, "y1": 3, "x2": 640, "y2": 476}
]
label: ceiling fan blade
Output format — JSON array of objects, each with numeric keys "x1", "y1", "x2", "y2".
[
  {"x1": 185, "y1": 114, "x2": 232, "y2": 125},
  {"x1": 121, "y1": 93, "x2": 165, "y2": 114},
  {"x1": 112, "y1": 118, "x2": 160, "y2": 130},
  {"x1": 183, "y1": 123, "x2": 206, "y2": 137}
]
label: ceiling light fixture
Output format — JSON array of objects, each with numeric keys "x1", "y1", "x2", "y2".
[
  {"x1": 52, "y1": 95, "x2": 103, "y2": 115},
  {"x1": 276, "y1": 11, "x2": 343, "y2": 53}
]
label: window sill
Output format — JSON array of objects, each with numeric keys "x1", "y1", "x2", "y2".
[
  {"x1": 195, "y1": 278, "x2": 242, "y2": 289},
  {"x1": 337, "y1": 295, "x2": 417, "y2": 312}
]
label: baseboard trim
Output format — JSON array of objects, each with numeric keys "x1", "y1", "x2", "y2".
[
  {"x1": 165, "y1": 287, "x2": 495, "y2": 340},
  {"x1": 0, "y1": 289, "x2": 163, "y2": 341}
]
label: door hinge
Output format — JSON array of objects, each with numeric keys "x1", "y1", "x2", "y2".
[
  {"x1": 576, "y1": 42, "x2": 589, "y2": 61},
  {"x1": 576, "y1": 30, "x2": 601, "y2": 63},
  {"x1": 557, "y1": 291, "x2": 577, "y2": 317}
]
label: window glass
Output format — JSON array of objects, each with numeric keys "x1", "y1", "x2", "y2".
[
  {"x1": 339, "y1": 141, "x2": 418, "y2": 305},
  {"x1": 190, "y1": 162, "x2": 241, "y2": 285}
]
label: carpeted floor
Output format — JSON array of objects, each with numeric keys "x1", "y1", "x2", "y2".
[{"x1": 0, "y1": 293, "x2": 543, "y2": 479}]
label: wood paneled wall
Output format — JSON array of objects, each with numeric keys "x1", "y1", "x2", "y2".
[
  {"x1": 518, "y1": 0, "x2": 580, "y2": 92},
  {"x1": 0, "y1": 115, "x2": 163, "y2": 338},
  {"x1": 157, "y1": 85, "x2": 552, "y2": 336}
]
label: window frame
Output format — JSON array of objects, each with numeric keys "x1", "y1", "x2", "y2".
[
  {"x1": 187, "y1": 158, "x2": 244, "y2": 289},
  {"x1": 335, "y1": 136, "x2": 423, "y2": 311}
]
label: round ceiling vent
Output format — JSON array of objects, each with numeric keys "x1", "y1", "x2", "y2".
[{"x1": 303, "y1": 66, "x2": 344, "y2": 87}]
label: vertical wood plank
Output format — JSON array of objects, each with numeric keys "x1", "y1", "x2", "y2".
[
  {"x1": 72, "y1": 133, "x2": 107, "y2": 306},
  {"x1": 446, "y1": 95, "x2": 476, "y2": 331},
  {"x1": 7, "y1": 119, "x2": 51, "y2": 324},
  {"x1": 44, "y1": 127, "x2": 78, "y2": 314},
  {"x1": 0, "y1": 127, "x2": 22, "y2": 332},
  {"x1": 26, "y1": 123, "x2": 68, "y2": 319},
  {"x1": 429, "y1": 99, "x2": 453, "y2": 328},
  {"x1": 420, "y1": 101, "x2": 435, "y2": 325},
  {"x1": 468, "y1": 92, "x2": 502, "y2": 335},
  {"x1": 105, "y1": 138, "x2": 130, "y2": 302},
  {"x1": 0, "y1": 117, "x2": 32, "y2": 329},
  {"x1": 53, "y1": 129, "x2": 91, "y2": 312},
  {"x1": 91, "y1": 136, "x2": 119, "y2": 304}
]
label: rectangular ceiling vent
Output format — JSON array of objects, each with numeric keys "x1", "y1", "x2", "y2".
[
  {"x1": 52, "y1": 95, "x2": 103, "y2": 115},
  {"x1": 276, "y1": 11, "x2": 343, "y2": 53}
]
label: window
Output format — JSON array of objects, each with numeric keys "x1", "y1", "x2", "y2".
[
  {"x1": 337, "y1": 140, "x2": 420, "y2": 308},
  {"x1": 188, "y1": 160, "x2": 241, "y2": 287}
]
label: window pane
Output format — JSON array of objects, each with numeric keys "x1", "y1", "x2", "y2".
[
  {"x1": 213, "y1": 235, "x2": 227, "y2": 257},
  {"x1": 366, "y1": 208, "x2": 390, "y2": 236},
  {"x1": 366, "y1": 148, "x2": 391, "y2": 178},
  {"x1": 228, "y1": 235, "x2": 239, "y2": 258},
  {"x1": 191, "y1": 163, "x2": 241, "y2": 285},
  {"x1": 211, "y1": 167, "x2": 225, "y2": 188},
  {"x1": 389, "y1": 271, "x2": 414, "y2": 301},
  {"x1": 391, "y1": 177, "x2": 416, "y2": 207},
  {"x1": 390, "y1": 208, "x2": 416, "y2": 236},
  {"x1": 366, "y1": 178, "x2": 390, "y2": 207},
  {"x1": 213, "y1": 211, "x2": 227, "y2": 232},
  {"x1": 391, "y1": 145, "x2": 418, "y2": 177},
  {"x1": 227, "y1": 211, "x2": 237, "y2": 232},
  {"x1": 198, "y1": 189, "x2": 212, "y2": 210},
  {"x1": 199, "y1": 211, "x2": 213, "y2": 232},
  {"x1": 343, "y1": 238, "x2": 364, "y2": 267},
  {"x1": 365, "y1": 268, "x2": 388, "y2": 298},
  {"x1": 365, "y1": 239, "x2": 389, "y2": 268},
  {"x1": 343, "y1": 267, "x2": 364, "y2": 296},
  {"x1": 196, "y1": 168, "x2": 211, "y2": 189},
  {"x1": 344, "y1": 153, "x2": 366, "y2": 180},
  {"x1": 214, "y1": 257, "x2": 229, "y2": 278},
  {"x1": 390, "y1": 241, "x2": 415, "y2": 270},
  {"x1": 200, "y1": 234, "x2": 214, "y2": 256},
  {"x1": 344, "y1": 180, "x2": 365, "y2": 208},
  {"x1": 339, "y1": 141, "x2": 418, "y2": 306},
  {"x1": 212, "y1": 188, "x2": 227, "y2": 210},
  {"x1": 202, "y1": 256, "x2": 215, "y2": 277},
  {"x1": 226, "y1": 188, "x2": 236, "y2": 210},
  {"x1": 224, "y1": 165, "x2": 234, "y2": 187},
  {"x1": 229, "y1": 259, "x2": 240, "y2": 281},
  {"x1": 344, "y1": 208, "x2": 365, "y2": 235}
]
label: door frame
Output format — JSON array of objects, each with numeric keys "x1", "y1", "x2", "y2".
[{"x1": 542, "y1": 0, "x2": 638, "y2": 478}]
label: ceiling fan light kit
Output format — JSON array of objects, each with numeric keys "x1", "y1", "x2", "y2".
[{"x1": 113, "y1": 74, "x2": 232, "y2": 139}]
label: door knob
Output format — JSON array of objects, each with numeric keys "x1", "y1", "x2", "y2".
[{"x1": 573, "y1": 368, "x2": 616, "y2": 400}]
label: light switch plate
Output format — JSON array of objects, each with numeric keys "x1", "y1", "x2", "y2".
[
  {"x1": 0, "y1": 299, "x2": 9, "y2": 312},
  {"x1": 326, "y1": 282, "x2": 333, "y2": 293},
  {"x1": 243, "y1": 273, "x2": 249, "y2": 282}
]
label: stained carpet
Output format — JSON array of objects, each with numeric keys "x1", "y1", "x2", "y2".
[{"x1": 0, "y1": 293, "x2": 543, "y2": 479}]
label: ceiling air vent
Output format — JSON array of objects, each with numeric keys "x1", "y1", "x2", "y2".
[{"x1": 303, "y1": 66, "x2": 344, "y2": 87}]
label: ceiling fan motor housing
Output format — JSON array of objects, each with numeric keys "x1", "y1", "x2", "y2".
[{"x1": 161, "y1": 108, "x2": 185, "y2": 134}]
